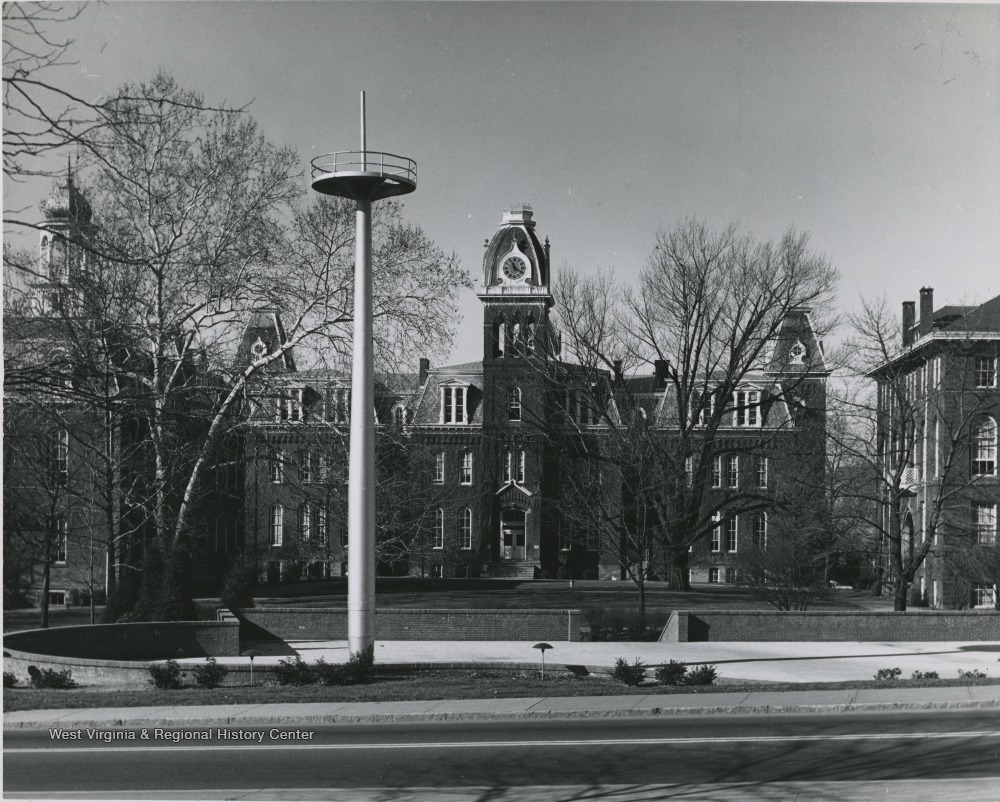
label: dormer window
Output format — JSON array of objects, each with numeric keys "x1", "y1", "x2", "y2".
[
  {"x1": 440, "y1": 385, "x2": 468, "y2": 424},
  {"x1": 734, "y1": 389, "x2": 761, "y2": 427},
  {"x1": 275, "y1": 388, "x2": 304, "y2": 422},
  {"x1": 326, "y1": 387, "x2": 350, "y2": 424},
  {"x1": 693, "y1": 391, "x2": 716, "y2": 426},
  {"x1": 250, "y1": 337, "x2": 268, "y2": 360}
]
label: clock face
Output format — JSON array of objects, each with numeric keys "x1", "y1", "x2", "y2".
[{"x1": 502, "y1": 256, "x2": 526, "y2": 281}]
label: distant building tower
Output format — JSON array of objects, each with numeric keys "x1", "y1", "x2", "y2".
[{"x1": 33, "y1": 163, "x2": 93, "y2": 315}]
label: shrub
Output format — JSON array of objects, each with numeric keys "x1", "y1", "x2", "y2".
[
  {"x1": 909, "y1": 587, "x2": 930, "y2": 608},
  {"x1": 874, "y1": 667, "x2": 902, "y2": 681},
  {"x1": 958, "y1": 669, "x2": 987, "y2": 680},
  {"x1": 4, "y1": 671, "x2": 18, "y2": 688},
  {"x1": 682, "y1": 664, "x2": 718, "y2": 686},
  {"x1": 219, "y1": 555, "x2": 256, "y2": 611},
  {"x1": 192, "y1": 657, "x2": 229, "y2": 689},
  {"x1": 149, "y1": 660, "x2": 183, "y2": 689},
  {"x1": 31, "y1": 668, "x2": 77, "y2": 689},
  {"x1": 582, "y1": 568, "x2": 598, "y2": 580},
  {"x1": 346, "y1": 645, "x2": 375, "y2": 683},
  {"x1": 556, "y1": 566, "x2": 569, "y2": 580},
  {"x1": 611, "y1": 657, "x2": 647, "y2": 686},
  {"x1": 911, "y1": 670, "x2": 939, "y2": 680},
  {"x1": 314, "y1": 658, "x2": 349, "y2": 686},
  {"x1": 655, "y1": 660, "x2": 688, "y2": 686},
  {"x1": 273, "y1": 656, "x2": 316, "y2": 686}
]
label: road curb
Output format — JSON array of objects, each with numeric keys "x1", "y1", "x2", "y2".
[{"x1": 5, "y1": 698, "x2": 998, "y2": 730}]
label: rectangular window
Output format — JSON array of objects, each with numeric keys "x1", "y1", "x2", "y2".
[
  {"x1": 708, "y1": 567, "x2": 720, "y2": 584},
  {"x1": 734, "y1": 390, "x2": 761, "y2": 427},
  {"x1": 317, "y1": 453, "x2": 328, "y2": 482},
  {"x1": 300, "y1": 451, "x2": 313, "y2": 484},
  {"x1": 976, "y1": 504, "x2": 997, "y2": 545},
  {"x1": 460, "y1": 508, "x2": 472, "y2": 550},
  {"x1": 271, "y1": 504, "x2": 283, "y2": 546},
  {"x1": 710, "y1": 513, "x2": 721, "y2": 552},
  {"x1": 685, "y1": 455, "x2": 693, "y2": 487},
  {"x1": 433, "y1": 508, "x2": 444, "y2": 549},
  {"x1": 973, "y1": 419, "x2": 997, "y2": 476},
  {"x1": 276, "y1": 389, "x2": 304, "y2": 422},
  {"x1": 502, "y1": 451, "x2": 512, "y2": 484},
  {"x1": 327, "y1": 387, "x2": 350, "y2": 424},
  {"x1": 441, "y1": 387, "x2": 467, "y2": 424},
  {"x1": 752, "y1": 512, "x2": 767, "y2": 549},
  {"x1": 516, "y1": 450, "x2": 526, "y2": 484},
  {"x1": 433, "y1": 452, "x2": 445, "y2": 484},
  {"x1": 51, "y1": 429, "x2": 69, "y2": 487},
  {"x1": 54, "y1": 518, "x2": 67, "y2": 564},
  {"x1": 726, "y1": 517, "x2": 738, "y2": 552},
  {"x1": 726, "y1": 455, "x2": 739, "y2": 488},
  {"x1": 460, "y1": 451, "x2": 473, "y2": 485},
  {"x1": 711, "y1": 456, "x2": 722, "y2": 488},
  {"x1": 972, "y1": 584, "x2": 996, "y2": 609},
  {"x1": 317, "y1": 506, "x2": 328, "y2": 544},
  {"x1": 270, "y1": 450, "x2": 284, "y2": 484},
  {"x1": 695, "y1": 392, "x2": 715, "y2": 426},
  {"x1": 976, "y1": 356, "x2": 997, "y2": 388},
  {"x1": 755, "y1": 456, "x2": 768, "y2": 489},
  {"x1": 725, "y1": 567, "x2": 737, "y2": 584}
]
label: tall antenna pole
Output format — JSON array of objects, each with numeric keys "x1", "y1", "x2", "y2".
[{"x1": 360, "y1": 91, "x2": 366, "y2": 170}]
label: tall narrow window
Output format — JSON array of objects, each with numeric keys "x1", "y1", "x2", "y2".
[
  {"x1": 459, "y1": 508, "x2": 472, "y2": 550},
  {"x1": 502, "y1": 451, "x2": 512, "y2": 483},
  {"x1": 317, "y1": 506, "x2": 328, "y2": 544},
  {"x1": 709, "y1": 567, "x2": 720, "y2": 584},
  {"x1": 711, "y1": 455, "x2": 722, "y2": 488},
  {"x1": 734, "y1": 390, "x2": 761, "y2": 427},
  {"x1": 684, "y1": 455, "x2": 693, "y2": 487},
  {"x1": 433, "y1": 451, "x2": 445, "y2": 484},
  {"x1": 726, "y1": 455, "x2": 739, "y2": 488},
  {"x1": 270, "y1": 450, "x2": 284, "y2": 484},
  {"x1": 327, "y1": 387, "x2": 350, "y2": 423},
  {"x1": 695, "y1": 391, "x2": 715, "y2": 426},
  {"x1": 516, "y1": 450, "x2": 526, "y2": 484},
  {"x1": 973, "y1": 417, "x2": 997, "y2": 476},
  {"x1": 441, "y1": 386, "x2": 467, "y2": 424},
  {"x1": 752, "y1": 512, "x2": 767, "y2": 549},
  {"x1": 755, "y1": 456, "x2": 768, "y2": 489},
  {"x1": 300, "y1": 451, "x2": 313, "y2": 484},
  {"x1": 511, "y1": 323, "x2": 522, "y2": 356},
  {"x1": 976, "y1": 356, "x2": 997, "y2": 388},
  {"x1": 710, "y1": 513, "x2": 721, "y2": 552},
  {"x1": 975, "y1": 504, "x2": 997, "y2": 545},
  {"x1": 497, "y1": 321, "x2": 506, "y2": 357},
  {"x1": 300, "y1": 504, "x2": 312, "y2": 540},
  {"x1": 54, "y1": 517, "x2": 68, "y2": 564},
  {"x1": 51, "y1": 429, "x2": 69, "y2": 487},
  {"x1": 318, "y1": 453, "x2": 329, "y2": 482},
  {"x1": 460, "y1": 451, "x2": 473, "y2": 485},
  {"x1": 508, "y1": 387, "x2": 522, "y2": 421},
  {"x1": 270, "y1": 504, "x2": 284, "y2": 546},
  {"x1": 433, "y1": 508, "x2": 445, "y2": 549},
  {"x1": 726, "y1": 517, "x2": 738, "y2": 552}
]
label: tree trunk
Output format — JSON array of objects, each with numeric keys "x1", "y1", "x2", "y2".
[
  {"x1": 894, "y1": 578, "x2": 908, "y2": 612},
  {"x1": 40, "y1": 560, "x2": 50, "y2": 629},
  {"x1": 667, "y1": 548, "x2": 691, "y2": 592}
]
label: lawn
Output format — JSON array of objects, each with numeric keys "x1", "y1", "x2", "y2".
[{"x1": 5, "y1": 669, "x2": 995, "y2": 714}]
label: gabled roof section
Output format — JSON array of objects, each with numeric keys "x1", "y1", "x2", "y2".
[
  {"x1": 236, "y1": 309, "x2": 295, "y2": 373},
  {"x1": 407, "y1": 360, "x2": 485, "y2": 426},
  {"x1": 765, "y1": 308, "x2": 828, "y2": 376},
  {"x1": 941, "y1": 294, "x2": 1000, "y2": 333}
]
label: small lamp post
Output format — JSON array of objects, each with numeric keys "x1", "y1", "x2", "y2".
[
  {"x1": 242, "y1": 649, "x2": 261, "y2": 687},
  {"x1": 533, "y1": 642, "x2": 553, "y2": 680}
]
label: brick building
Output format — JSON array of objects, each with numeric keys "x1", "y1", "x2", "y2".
[{"x1": 870, "y1": 289, "x2": 1000, "y2": 608}]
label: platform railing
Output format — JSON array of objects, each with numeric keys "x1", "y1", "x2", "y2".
[{"x1": 310, "y1": 150, "x2": 417, "y2": 184}]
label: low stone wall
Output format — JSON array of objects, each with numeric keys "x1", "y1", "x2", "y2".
[
  {"x1": 660, "y1": 610, "x2": 1000, "y2": 642},
  {"x1": 240, "y1": 607, "x2": 582, "y2": 642},
  {"x1": 2, "y1": 621, "x2": 240, "y2": 661}
]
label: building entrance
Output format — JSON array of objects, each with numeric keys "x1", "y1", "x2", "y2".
[{"x1": 500, "y1": 509, "x2": 526, "y2": 560}]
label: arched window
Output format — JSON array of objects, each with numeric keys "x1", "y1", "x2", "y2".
[
  {"x1": 270, "y1": 504, "x2": 284, "y2": 546},
  {"x1": 508, "y1": 387, "x2": 521, "y2": 421},
  {"x1": 497, "y1": 320, "x2": 506, "y2": 357},
  {"x1": 973, "y1": 417, "x2": 997, "y2": 476},
  {"x1": 459, "y1": 508, "x2": 473, "y2": 550},
  {"x1": 511, "y1": 323, "x2": 522, "y2": 356},
  {"x1": 526, "y1": 322, "x2": 536, "y2": 353},
  {"x1": 300, "y1": 504, "x2": 312, "y2": 540},
  {"x1": 433, "y1": 508, "x2": 445, "y2": 549},
  {"x1": 752, "y1": 512, "x2": 767, "y2": 549},
  {"x1": 502, "y1": 451, "x2": 512, "y2": 483},
  {"x1": 316, "y1": 506, "x2": 328, "y2": 544}
]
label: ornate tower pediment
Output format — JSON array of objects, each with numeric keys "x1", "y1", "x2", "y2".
[{"x1": 480, "y1": 206, "x2": 551, "y2": 301}]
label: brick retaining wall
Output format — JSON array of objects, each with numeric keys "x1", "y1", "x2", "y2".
[
  {"x1": 2, "y1": 621, "x2": 240, "y2": 660},
  {"x1": 240, "y1": 607, "x2": 581, "y2": 642},
  {"x1": 660, "y1": 610, "x2": 1000, "y2": 642}
]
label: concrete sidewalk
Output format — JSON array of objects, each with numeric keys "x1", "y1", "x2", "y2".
[{"x1": 6, "y1": 684, "x2": 1000, "y2": 730}]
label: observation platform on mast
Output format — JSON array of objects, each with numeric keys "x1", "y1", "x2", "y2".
[{"x1": 310, "y1": 151, "x2": 417, "y2": 202}]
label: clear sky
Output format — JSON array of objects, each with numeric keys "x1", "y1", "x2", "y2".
[{"x1": 5, "y1": 1, "x2": 999, "y2": 366}]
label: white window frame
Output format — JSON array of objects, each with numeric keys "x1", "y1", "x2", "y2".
[
  {"x1": 316, "y1": 506, "x2": 328, "y2": 544},
  {"x1": 710, "y1": 513, "x2": 721, "y2": 552},
  {"x1": 694, "y1": 391, "x2": 716, "y2": 426},
  {"x1": 460, "y1": 451, "x2": 473, "y2": 485},
  {"x1": 711, "y1": 455, "x2": 722, "y2": 488},
  {"x1": 440, "y1": 385, "x2": 468, "y2": 425},
  {"x1": 276, "y1": 388, "x2": 305, "y2": 423},
  {"x1": 708, "y1": 567, "x2": 720, "y2": 584},
  {"x1": 502, "y1": 451, "x2": 512, "y2": 484},
  {"x1": 755, "y1": 456, "x2": 768, "y2": 489},
  {"x1": 270, "y1": 449, "x2": 284, "y2": 484},
  {"x1": 752, "y1": 511, "x2": 768, "y2": 549},
  {"x1": 685, "y1": 455, "x2": 693, "y2": 487},
  {"x1": 54, "y1": 517, "x2": 68, "y2": 564},
  {"x1": 975, "y1": 504, "x2": 997, "y2": 545},
  {"x1": 972, "y1": 584, "x2": 996, "y2": 609},
  {"x1": 271, "y1": 503, "x2": 284, "y2": 546},
  {"x1": 508, "y1": 387, "x2": 522, "y2": 421},
  {"x1": 52, "y1": 429, "x2": 69, "y2": 487},
  {"x1": 516, "y1": 450, "x2": 526, "y2": 484},
  {"x1": 300, "y1": 503, "x2": 312, "y2": 540},
  {"x1": 725, "y1": 567, "x2": 737, "y2": 584},
  {"x1": 976, "y1": 356, "x2": 997, "y2": 389},
  {"x1": 327, "y1": 387, "x2": 351, "y2": 424},
  {"x1": 300, "y1": 451, "x2": 313, "y2": 484},
  {"x1": 433, "y1": 508, "x2": 445, "y2": 549},
  {"x1": 726, "y1": 454, "x2": 739, "y2": 489},
  {"x1": 460, "y1": 508, "x2": 472, "y2": 550},
  {"x1": 734, "y1": 389, "x2": 761, "y2": 428},
  {"x1": 725, "y1": 516, "x2": 738, "y2": 552},
  {"x1": 433, "y1": 451, "x2": 445, "y2": 484},
  {"x1": 973, "y1": 417, "x2": 997, "y2": 476}
]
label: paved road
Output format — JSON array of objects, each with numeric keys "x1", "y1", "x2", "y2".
[{"x1": 5, "y1": 710, "x2": 999, "y2": 800}]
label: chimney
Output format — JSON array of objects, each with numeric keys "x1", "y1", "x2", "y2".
[
  {"x1": 418, "y1": 357, "x2": 430, "y2": 386},
  {"x1": 919, "y1": 287, "x2": 934, "y2": 337},
  {"x1": 613, "y1": 359, "x2": 623, "y2": 384},
  {"x1": 654, "y1": 358, "x2": 671, "y2": 387},
  {"x1": 902, "y1": 301, "x2": 916, "y2": 347}
]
